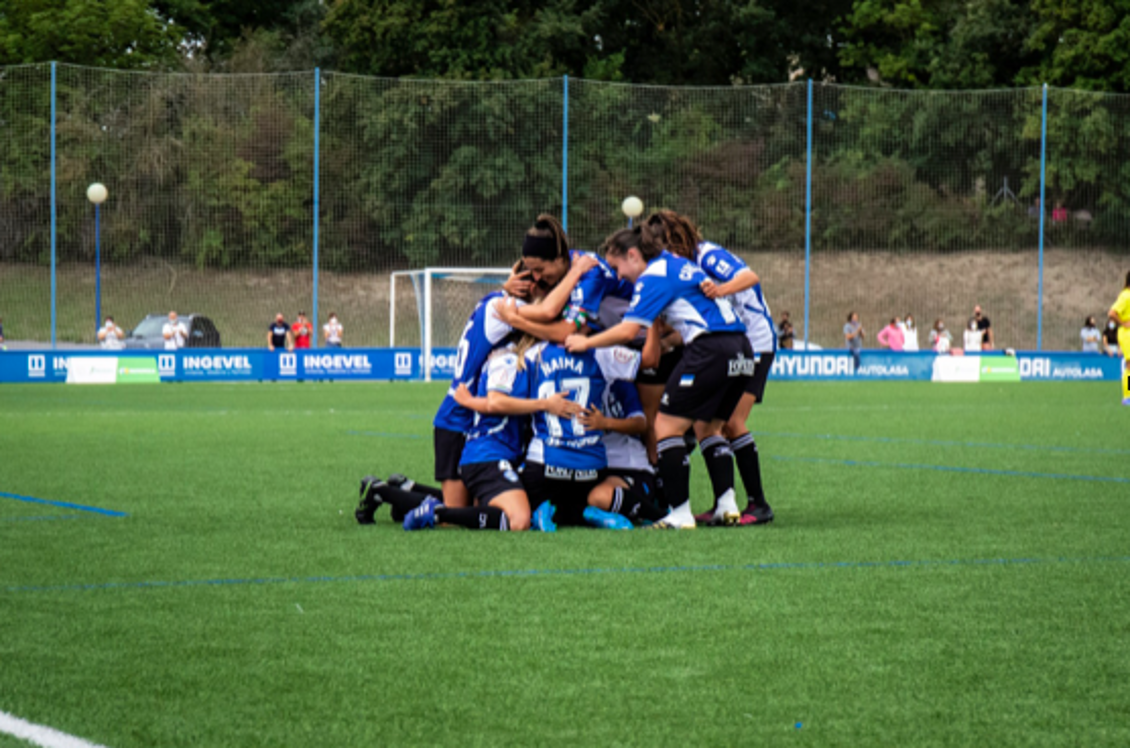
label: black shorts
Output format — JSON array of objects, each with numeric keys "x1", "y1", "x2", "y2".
[
  {"x1": 745, "y1": 352, "x2": 774, "y2": 402},
  {"x1": 636, "y1": 346, "x2": 683, "y2": 386},
  {"x1": 521, "y1": 462, "x2": 606, "y2": 527},
  {"x1": 433, "y1": 427, "x2": 465, "y2": 483},
  {"x1": 458, "y1": 459, "x2": 526, "y2": 505},
  {"x1": 659, "y1": 333, "x2": 754, "y2": 422}
]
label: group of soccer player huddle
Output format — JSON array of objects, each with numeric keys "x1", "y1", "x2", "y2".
[{"x1": 354, "y1": 209, "x2": 777, "y2": 531}]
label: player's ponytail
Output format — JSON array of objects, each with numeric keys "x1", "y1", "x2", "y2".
[
  {"x1": 523, "y1": 214, "x2": 570, "y2": 262},
  {"x1": 639, "y1": 209, "x2": 701, "y2": 261}
]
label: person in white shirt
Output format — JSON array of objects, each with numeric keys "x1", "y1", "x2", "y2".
[
  {"x1": 899, "y1": 314, "x2": 919, "y2": 351},
  {"x1": 962, "y1": 318, "x2": 983, "y2": 352},
  {"x1": 162, "y1": 311, "x2": 189, "y2": 350},
  {"x1": 323, "y1": 312, "x2": 343, "y2": 348},
  {"x1": 929, "y1": 318, "x2": 952, "y2": 353},
  {"x1": 97, "y1": 316, "x2": 125, "y2": 350}
]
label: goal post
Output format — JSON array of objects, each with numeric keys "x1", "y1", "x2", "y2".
[{"x1": 389, "y1": 267, "x2": 514, "y2": 381}]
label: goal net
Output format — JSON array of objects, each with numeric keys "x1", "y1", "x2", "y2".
[{"x1": 389, "y1": 268, "x2": 514, "y2": 381}]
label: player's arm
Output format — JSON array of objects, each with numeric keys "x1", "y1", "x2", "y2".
[
  {"x1": 494, "y1": 299, "x2": 578, "y2": 344},
  {"x1": 452, "y1": 383, "x2": 491, "y2": 414},
  {"x1": 701, "y1": 268, "x2": 759, "y2": 299},
  {"x1": 483, "y1": 389, "x2": 583, "y2": 418},
  {"x1": 579, "y1": 408, "x2": 646, "y2": 435},
  {"x1": 640, "y1": 322, "x2": 662, "y2": 370},
  {"x1": 519, "y1": 254, "x2": 600, "y2": 323},
  {"x1": 1110, "y1": 306, "x2": 1130, "y2": 329},
  {"x1": 565, "y1": 321, "x2": 642, "y2": 353}
]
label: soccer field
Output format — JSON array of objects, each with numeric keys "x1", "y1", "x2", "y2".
[{"x1": 1, "y1": 381, "x2": 1128, "y2": 747}]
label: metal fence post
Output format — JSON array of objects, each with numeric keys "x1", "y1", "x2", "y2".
[
  {"x1": 1037, "y1": 83, "x2": 1048, "y2": 351},
  {"x1": 312, "y1": 67, "x2": 321, "y2": 349},
  {"x1": 50, "y1": 62, "x2": 57, "y2": 349},
  {"x1": 562, "y1": 75, "x2": 569, "y2": 233},
  {"x1": 803, "y1": 79, "x2": 813, "y2": 348}
]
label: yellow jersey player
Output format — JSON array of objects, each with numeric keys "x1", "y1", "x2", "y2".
[{"x1": 1109, "y1": 270, "x2": 1130, "y2": 405}]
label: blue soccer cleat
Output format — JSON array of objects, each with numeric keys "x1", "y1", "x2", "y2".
[
  {"x1": 583, "y1": 506, "x2": 633, "y2": 530},
  {"x1": 531, "y1": 501, "x2": 557, "y2": 533},
  {"x1": 402, "y1": 497, "x2": 441, "y2": 531}
]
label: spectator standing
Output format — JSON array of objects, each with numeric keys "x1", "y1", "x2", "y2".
[
  {"x1": 1080, "y1": 317, "x2": 1102, "y2": 353},
  {"x1": 929, "y1": 319, "x2": 952, "y2": 353},
  {"x1": 877, "y1": 318, "x2": 905, "y2": 351},
  {"x1": 899, "y1": 314, "x2": 919, "y2": 351},
  {"x1": 843, "y1": 311, "x2": 864, "y2": 370},
  {"x1": 1027, "y1": 198, "x2": 1041, "y2": 219},
  {"x1": 1052, "y1": 202, "x2": 1069, "y2": 223},
  {"x1": 776, "y1": 311, "x2": 794, "y2": 350},
  {"x1": 162, "y1": 311, "x2": 189, "y2": 350},
  {"x1": 963, "y1": 318, "x2": 983, "y2": 352},
  {"x1": 323, "y1": 312, "x2": 343, "y2": 348},
  {"x1": 1103, "y1": 318, "x2": 1121, "y2": 357},
  {"x1": 974, "y1": 305, "x2": 994, "y2": 349},
  {"x1": 292, "y1": 311, "x2": 313, "y2": 350},
  {"x1": 98, "y1": 316, "x2": 125, "y2": 350},
  {"x1": 268, "y1": 313, "x2": 293, "y2": 352}
]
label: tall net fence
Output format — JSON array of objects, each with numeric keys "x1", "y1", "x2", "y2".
[{"x1": 1, "y1": 65, "x2": 1127, "y2": 352}]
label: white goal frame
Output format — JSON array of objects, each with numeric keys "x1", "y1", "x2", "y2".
[{"x1": 389, "y1": 267, "x2": 513, "y2": 381}]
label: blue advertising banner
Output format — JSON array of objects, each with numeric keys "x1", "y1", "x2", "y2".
[{"x1": 0, "y1": 348, "x2": 1121, "y2": 384}]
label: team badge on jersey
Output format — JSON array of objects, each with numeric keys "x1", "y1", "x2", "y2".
[{"x1": 680, "y1": 375, "x2": 695, "y2": 387}]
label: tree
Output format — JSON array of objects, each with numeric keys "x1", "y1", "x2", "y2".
[{"x1": 1019, "y1": 0, "x2": 1130, "y2": 92}]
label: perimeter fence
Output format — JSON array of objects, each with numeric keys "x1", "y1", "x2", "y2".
[{"x1": 1, "y1": 64, "x2": 1128, "y2": 351}]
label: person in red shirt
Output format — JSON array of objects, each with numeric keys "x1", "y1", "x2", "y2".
[{"x1": 292, "y1": 311, "x2": 313, "y2": 350}]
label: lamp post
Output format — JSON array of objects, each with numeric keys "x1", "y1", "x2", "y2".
[
  {"x1": 622, "y1": 195, "x2": 643, "y2": 228},
  {"x1": 87, "y1": 182, "x2": 108, "y2": 331}
]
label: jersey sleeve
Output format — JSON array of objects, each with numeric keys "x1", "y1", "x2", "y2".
[
  {"x1": 608, "y1": 379, "x2": 645, "y2": 419},
  {"x1": 485, "y1": 352, "x2": 520, "y2": 394},
  {"x1": 483, "y1": 297, "x2": 515, "y2": 344},
  {"x1": 623, "y1": 274, "x2": 676, "y2": 327},
  {"x1": 595, "y1": 346, "x2": 641, "y2": 382},
  {"x1": 564, "y1": 262, "x2": 610, "y2": 324},
  {"x1": 698, "y1": 244, "x2": 748, "y2": 283}
]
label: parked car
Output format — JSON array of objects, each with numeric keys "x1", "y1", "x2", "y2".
[{"x1": 123, "y1": 314, "x2": 221, "y2": 349}]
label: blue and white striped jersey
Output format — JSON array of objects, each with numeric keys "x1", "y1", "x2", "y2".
[
  {"x1": 601, "y1": 379, "x2": 652, "y2": 473},
  {"x1": 622, "y1": 251, "x2": 745, "y2": 344},
  {"x1": 696, "y1": 241, "x2": 776, "y2": 353},
  {"x1": 564, "y1": 249, "x2": 634, "y2": 332},
  {"x1": 459, "y1": 347, "x2": 529, "y2": 466},
  {"x1": 525, "y1": 342, "x2": 641, "y2": 471},
  {"x1": 433, "y1": 291, "x2": 517, "y2": 433}
]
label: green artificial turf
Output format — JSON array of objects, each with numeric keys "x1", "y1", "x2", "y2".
[{"x1": 1, "y1": 381, "x2": 1128, "y2": 747}]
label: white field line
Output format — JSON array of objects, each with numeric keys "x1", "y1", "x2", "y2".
[{"x1": 0, "y1": 710, "x2": 109, "y2": 748}]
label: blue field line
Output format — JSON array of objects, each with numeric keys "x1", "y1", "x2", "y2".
[
  {"x1": 345, "y1": 430, "x2": 424, "y2": 439},
  {"x1": 0, "y1": 491, "x2": 128, "y2": 517},
  {"x1": 5, "y1": 555, "x2": 1128, "y2": 595},
  {"x1": 0, "y1": 515, "x2": 85, "y2": 523},
  {"x1": 751, "y1": 430, "x2": 1130, "y2": 456},
  {"x1": 770, "y1": 455, "x2": 1130, "y2": 483}
]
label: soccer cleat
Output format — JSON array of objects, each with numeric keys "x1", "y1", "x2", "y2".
[
  {"x1": 355, "y1": 475, "x2": 384, "y2": 525},
  {"x1": 531, "y1": 501, "x2": 557, "y2": 533},
  {"x1": 387, "y1": 473, "x2": 412, "y2": 489},
  {"x1": 738, "y1": 501, "x2": 775, "y2": 526},
  {"x1": 648, "y1": 508, "x2": 697, "y2": 530},
  {"x1": 693, "y1": 490, "x2": 740, "y2": 526},
  {"x1": 583, "y1": 506, "x2": 633, "y2": 531},
  {"x1": 402, "y1": 497, "x2": 441, "y2": 531}
]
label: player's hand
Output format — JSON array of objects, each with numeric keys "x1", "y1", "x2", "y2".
[
  {"x1": 571, "y1": 254, "x2": 599, "y2": 277},
  {"x1": 564, "y1": 334, "x2": 589, "y2": 353},
  {"x1": 577, "y1": 406, "x2": 606, "y2": 431},
  {"x1": 700, "y1": 279, "x2": 721, "y2": 299},
  {"x1": 544, "y1": 391, "x2": 584, "y2": 418},
  {"x1": 502, "y1": 268, "x2": 534, "y2": 300},
  {"x1": 453, "y1": 383, "x2": 474, "y2": 407}
]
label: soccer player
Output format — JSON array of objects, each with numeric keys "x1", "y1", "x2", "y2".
[
  {"x1": 565, "y1": 222, "x2": 754, "y2": 529},
  {"x1": 501, "y1": 214, "x2": 634, "y2": 342},
  {"x1": 650, "y1": 209, "x2": 778, "y2": 526},
  {"x1": 1110, "y1": 270, "x2": 1130, "y2": 405}
]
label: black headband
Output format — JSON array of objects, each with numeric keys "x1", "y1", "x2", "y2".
[{"x1": 522, "y1": 234, "x2": 560, "y2": 261}]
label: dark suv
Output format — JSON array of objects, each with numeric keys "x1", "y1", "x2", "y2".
[{"x1": 123, "y1": 314, "x2": 221, "y2": 349}]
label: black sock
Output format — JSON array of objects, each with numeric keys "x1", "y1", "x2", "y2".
[
  {"x1": 656, "y1": 437, "x2": 690, "y2": 509},
  {"x1": 700, "y1": 435, "x2": 735, "y2": 506},
  {"x1": 610, "y1": 486, "x2": 667, "y2": 522},
  {"x1": 375, "y1": 485, "x2": 430, "y2": 515},
  {"x1": 730, "y1": 433, "x2": 767, "y2": 507},
  {"x1": 401, "y1": 479, "x2": 443, "y2": 499},
  {"x1": 435, "y1": 505, "x2": 508, "y2": 531}
]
